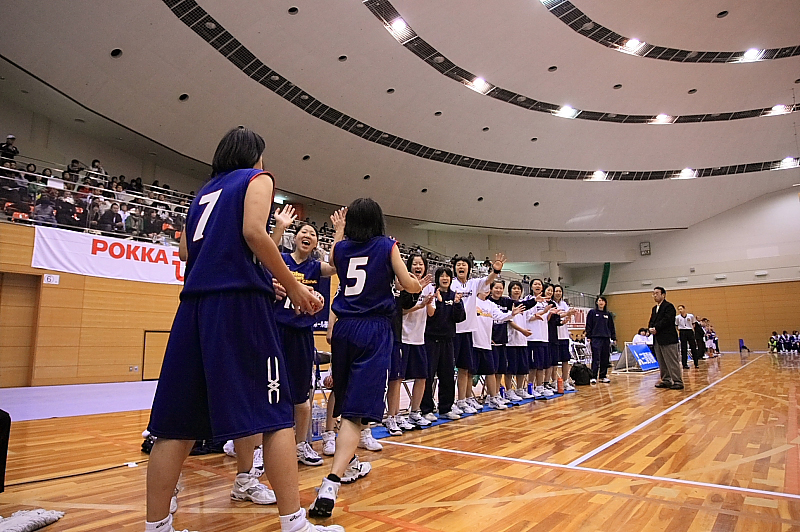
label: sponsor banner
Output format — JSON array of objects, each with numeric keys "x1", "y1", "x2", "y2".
[{"x1": 32, "y1": 226, "x2": 184, "y2": 285}]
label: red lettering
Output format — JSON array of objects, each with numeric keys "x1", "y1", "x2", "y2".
[
  {"x1": 91, "y1": 239, "x2": 108, "y2": 255},
  {"x1": 154, "y1": 249, "x2": 169, "y2": 265},
  {"x1": 172, "y1": 251, "x2": 185, "y2": 282},
  {"x1": 141, "y1": 247, "x2": 156, "y2": 262},
  {"x1": 109, "y1": 242, "x2": 125, "y2": 259},
  {"x1": 126, "y1": 245, "x2": 140, "y2": 261}
]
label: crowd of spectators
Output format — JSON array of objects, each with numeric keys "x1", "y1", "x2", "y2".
[{"x1": 0, "y1": 134, "x2": 193, "y2": 243}]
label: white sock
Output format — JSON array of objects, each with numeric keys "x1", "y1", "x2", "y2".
[
  {"x1": 280, "y1": 507, "x2": 308, "y2": 532},
  {"x1": 145, "y1": 514, "x2": 172, "y2": 531}
]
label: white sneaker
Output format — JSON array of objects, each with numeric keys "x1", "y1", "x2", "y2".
[
  {"x1": 358, "y1": 428, "x2": 383, "y2": 451},
  {"x1": 230, "y1": 473, "x2": 276, "y2": 504},
  {"x1": 506, "y1": 389, "x2": 522, "y2": 402},
  {"x1": 223, "y1": 440, "x2": 236, "y2": 457},
  {"x1": 423, "y1": 412, "x2": 438, "y2": 422},
  {"x1": 170, "y1": 487, "x2": 179, "y2": 514},
  {"x1": 297, "y1": 441, "x2": 324, "y2": 466},
  {"x1": 590, "y1": 378, "x2": 597, "y2": 385},
  {"x1": 396, "y1": 416, "x2": 414, "y2": 431},
  {"x1": 539, "y1": 385, "x2": 554, "y2": 397},
  {"x1": 531, "y1": 387, "x2": 543, "y2": 398},
  {"x1": 409, "y1": 411, "x2": 431, "y2": 427},
  {"x1": 341, "y1": 455, "x2": 371, "y2": 483},
  {"x1": 383, "y1": 416, "x2": 402, "y2": 436},
  {"x1": 600, "y1": 377, "x2": 611, "y2": 384},
  {"x1": 487, "y1": 396, "x2": 508, "y2": 410},
  {"x1": 457, "y1": 399, "x2": 477, "y2": 414},
  {"x1": 300, "y1": 520, "x2": 345, "y2": 532},
  {"x1": 494, "y1": 394, "x2": 510, "y2": 405},
  {"x1": 564, "y1": 382, "x2": 575, "y2": 392},
  {"x1": 450, "y1": 403, "x2": 463, "y2": 415},
  {"x1": 442, "y1": 410, "x2": 461, "y2": 420},
  {"x1": 467, "y1": 397, "x2": 482, "y2": 410},
  {"x1": 308, "y1": 477, "x2": 340, "y2": 518},
  {"x1": 516, "y1": 388, "x2": 533, "y2": 399},
  {"x1": 321, "y1": 431, "x2": 336, "y2": 456}
]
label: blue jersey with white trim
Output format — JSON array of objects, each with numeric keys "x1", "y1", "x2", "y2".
[
  {"x1": 274, "y1": 253, "x2": 322, "y2": 328},
  {"x1": 332, "y1": 236, "x2": 396, "y2": 318},
  {"x1": 181, "y1": 168, "x2": 274, "y2": 297}
]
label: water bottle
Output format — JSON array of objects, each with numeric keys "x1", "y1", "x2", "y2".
[
  {"x1": 527, "y1": 382, "x2": 534, "y2": 395},
  {"x1": 311, "y1": 403, "x2": 324, "y2": 437},
  {"x1": 557, "y1": 377, "x2": 564, "y2": 394},
  {"x1": 498, "y1": 385, "x2": 505, "y2": 399}
]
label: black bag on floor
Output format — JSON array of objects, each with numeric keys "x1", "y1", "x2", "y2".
[{"x1": 570, "y1": 363, "x2": 592, "y2": 385}]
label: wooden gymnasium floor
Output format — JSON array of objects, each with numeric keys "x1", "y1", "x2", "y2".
[{"x1": 1, "y1": 352, "x2": 799, "y2": 531}]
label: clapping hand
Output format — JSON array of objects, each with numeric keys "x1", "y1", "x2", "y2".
[
  {"x1": 330, "y1": 207, "x2": 347, "y2": 233},
  {"x1": 273, "y1": 205, "x2": 297, "y2": 229}
]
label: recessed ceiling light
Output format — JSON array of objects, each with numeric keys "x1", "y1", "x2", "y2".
[
  {"x1": 302, "y1": 155, "x2": 310, "y2": 161},
  {"x1": 288, "y1": 7, "x2": 299, "y2": 15},
  {"x1": 386, "y1": 88, "x2": 395, "y2": 94},
  {"x1": 380, "y1": 134, "x2": 389, "y2": 138},
  {"x1": 675, "y1": 168, "x2": 697, "y2": 179},
  {"x1": 742, "y1": 48, "x2": 762, "y2": 61},
  {"x1": 179, "y1": 93, "x2": 189, "y2": 101},
  {"x1": 688, "y1": 88, "x2": 697, "y2": 94},
  {"x1": 530, "y1": 137, "x2": 538, "y2": 142},
  {"x1": 533, "y1": 201, "x2": 540, "y2": 207},
  {"x1": 463, "y1": 157, "x2": 470, "y2": 161},
  {"x1": 482, "y1": 127, "x2": 490, "y2": 132},
  {"x1": 270, "y1": 75, "x2": 280, "y2": 81},
  {"x1": 625, "y1": 39, "x2": 641, "y2": 50},
  {"x1": 338, "y1": 55, "x2": 348, "y2": 62},
  {"x1": 363, "y1": 174, "x2": 371, "y2": 180},
  {"x1": 300, "y1": 94, "x2": 308, "y2": 100},
  {"x1": 613, "y1": 84, "x2": 622, "y2": 90},
  {"x1": 516, "y1": 96, "x2": 527, "y2": 102},
  {"x1": 553, "y1": 105, "x2": 579, "y2": 119},
  {"x1": 110, "y1": 48, "x2": 123, "y2": 58},
  {"x1": 434, "y1": 111, "x2": 442, "y2": 116},
  {"x1": 432, "y1": 56, "x2": 445, "y2": 64},
  {"x1": 590, "y1": 170, "x2": 607, "y2": 181},
  {"x1": 434, "y1": 150, "x2": 441, "y2": 154},
  {"x1": 477, "y1": 197, "x2": 484, "y2": 202},
  {"x1": 779, "y1": 157, "x2": 799, "y2": 169},
  {"x1": 686, "y1": 51, "x2": 699, "y2": 59},
  {"x1": 548, "y1": 66, "x2": 557, "y2": 72},
  {"x1": 74, "y1": 118, "x2": 85, "y2": 123},
  {"x1": 767, "y1": 104, "x2": 791, "y2": 116},
  {"x1": 467, "y1": 77, "x2": 491, "y2": 94},
  {"x1": 580, "y1": 22, "x2": 595, "y2": 31},
  {"x1": 205, "y1": 21, "x2": 217, "y2": 29},
  {"x1": 650, "y1": 113, "x2": 675, "y2": 124},
  {"x1": 716, "y1": 10, "x2": 728, "y2": 18},
  {"x1": 421, "y1": 188, "x2": 428, "y2": 193},
  {"x1": 356, "y1": 123, "x2": 364, "y2": 128},
  {"x1": 391, "y1": 18, "x2": 407, "y2": 32}
]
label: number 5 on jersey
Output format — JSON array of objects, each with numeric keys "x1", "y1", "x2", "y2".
[
  {"x1": 344, "y1": 257, "x2": 369, "y2": 296},
  {"x1": 193, "y1": 189, "x2": 222, "y2": 242}
]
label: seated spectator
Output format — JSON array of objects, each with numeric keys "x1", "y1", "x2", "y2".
[
  {"x1": 143, "y1": 208, "x2": 162, "y2": 238},
  {"x1": 118, "y1": 175, "x2": 129, "y2": 190},
  {"x1": 119, "y1": 202, "x2": 130, "y2": 224},
  {"x1": 0, "y1": 135, "x2": 19, "y2": 161},
  {"x1": 632, "y1": 328, "x2": 649, "y2": 344},
  {"x1": 83, "y1": 203, "x2": 101, "y2": 230},
  {"x1": 27, "y1": 173, "x2": 46, "y2": 198},
  {"x1": 24, "y1": 163, "x2": 37, "y2": 181},
  {"x1": 174, "y1": 198, "x2": 188, "y2": 215},
  {"x1": 98, "y1": 202, "x2": 124, "y2": 233},
  {"x1": 153, "y1": 193, "x2": 169, "y2": 215},
  {"x1": 33, "y1": 192, "x2": 57, "y2": 226},
  {"x1": 90, "y1": 159, "x2": 107, "y2": 176},
  {"x1": 41, "y1": 168, "x2": 53, "y2": 179},
  {"x1": 125, "y1": 207, "x2": 144, "y2": 236},
  {"x1": 143, "y1": 191, "x2": 155, "y2": 206},
  {"x1": 131, "y1": 177, "x2": 144, "y2": 193},
  {"x1": 115, "y1": 184, "x2": 133, "y2": 203},
  {"x1": 65, "y1": 159, "x2": 85, "y2": 181},
  {"x1": 55, "y1": 191, "x2": 78, "y2": 227}
]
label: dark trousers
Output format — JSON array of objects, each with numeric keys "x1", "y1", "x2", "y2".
[
  {"x1": 0, "y1": 409, "x2": 9, "y2": 493},
  {"x1": 680, "y1": 329, "x2": 699, "y2": 367},
  {"x1": 590, "y1": 338, "x2": 610, "y2": 379},
  {"x1": 421, "y1": 338, "x2": 455, "y2": 415}
]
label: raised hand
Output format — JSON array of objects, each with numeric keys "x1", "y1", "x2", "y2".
[
  {"x1": 273, "y1": 204, "x2": 297, "y2": 228},
  {"x1": 422, "y1": 293, "x2": 435, "y2": 306},
  {"x1": 330, "y1": 207, "x2": 347, "y2": 233},
  {"x1": 420, "y1": 273, "x2": 434, "y2": 288},
  {"x1": 511, "y1": 304, "x2": 524, "y2": 316},
  {"x1": 492, "y1": 252, "x2": 507, "y2": 272},
  {"x1": 454, "y1": 292, "x2": 463, "y2": 304}
]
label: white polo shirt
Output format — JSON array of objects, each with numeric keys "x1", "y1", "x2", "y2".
[
  {"x1": 472, "y1": 297, "x2": 513, "y2": 350},
  {"x1": 525, "y1": 300, "x2": 550, "y2": 342},
  {"x1": 452, "y1": 276, "x2": 489, "y2": 334},
  {"x1": 676, "y1": 313, "x2": 696, "y2": 330},
  {"x1": 401, "y1": 284, "x2": 434, "y2": 345},
  {"x1": 555, "y1": 300, "x2": 571, "y2": 340}
]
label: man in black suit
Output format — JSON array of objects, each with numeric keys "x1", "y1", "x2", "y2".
[{"x1": 649, "y1": 287, "x2": 683, "y2": 390}]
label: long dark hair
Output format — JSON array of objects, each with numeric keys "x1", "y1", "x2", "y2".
[
  {"x1": 435, "y1": 267, "x2": 453, "y2": 289},
  {"x1": 344, "y1": 198, "x2": 385, "y2": 242},
  {"x1": 406, "y1": 252, "x2": 429, "y2": 275},
  {"x1": 211, "y1": 127, "x2": 266, "y2": 177}
]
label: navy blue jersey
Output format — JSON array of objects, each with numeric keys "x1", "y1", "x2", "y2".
[
  {"x1": 332, "y1": 236, "x2": 396, "y2": 318},
  {"x1": 488, "y1": 295, "x2": 513, "y2": 345},
  {"x1": 181, "y1": 168, "x2": 274, "y2": 297},
  {"x1": 274, "y1": 253, "x2": 322, "y2": 328}
]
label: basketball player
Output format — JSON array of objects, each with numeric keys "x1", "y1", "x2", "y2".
[
  {"x1": 525, "y1": 279, "x2": 554, "y2": 397},
  {"x1": 309, "y1": 198, "x2": 421, "y2": 518},
  {"x1": 505, "y1": 281, "x2": 534, "y2": 401},
  {"x1": 552, "y1": 285, "x2": 576, "y2": 391},
  {"x1": 145, "y1": 128, "x2": 341, "y2": 532}
]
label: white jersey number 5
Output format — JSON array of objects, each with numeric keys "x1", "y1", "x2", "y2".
[
  {"x1": 344, "y1": 257, "x2": 369, "y2": 296},
  {"x1": 193, "y1": 189, "x2": 222, "y2": 242}
]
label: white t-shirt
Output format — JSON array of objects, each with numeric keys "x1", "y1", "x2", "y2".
[
  {"x1": 646, "y1": 334, "x2": 654, "y2": 345},
  {"x1": 452, "y1": 276, "x2": 488, "y2": 334},
  {"x1": 507, "y1": 308, "x2": 530, "y2": 347},
  {"x1": 554, "y1": 300, "x2": 570, "y2": 340},
  {"x1": 632, "y1": 334, "x2": 649, "y2": 344},
  {"x1": 472, "y1": 297, "x2": 513, "y2": 350},
  {"x1": 675, "y1": 313, "x2": 696, "y2": 330},
  {"x1": 401, "y1": 284, "x2": 434, "y2": 345},
  {"x1": 525, "y1": 300, "x2": 550, "y2": 342}
]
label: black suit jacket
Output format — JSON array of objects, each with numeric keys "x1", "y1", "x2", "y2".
[{"x1": 649, "y1": 300, "x2": 678, "y2": 345}]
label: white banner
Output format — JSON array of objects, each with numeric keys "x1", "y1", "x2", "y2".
[{"x1": 31, "y1": 226, "x2": 185, "y2": 285}]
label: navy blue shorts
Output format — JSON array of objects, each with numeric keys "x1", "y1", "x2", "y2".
[
  {"x1": 529, "y1": 341, "x2": 550, "y2": 370},
  {"x1": 555, "y1": 340, "x2": 570, "y2": 363},
  {"x1": 148, "y1": 292, "x2": 294, "y2": 441},
  {"x1": 278, "y1": 324, "x2": 315, "y2": 404},
  {"x1": 331, "y1": 317, "x2": 392, "y2": 424},
  {"x1": 454, "y1": 332, "x2": 477, "y2": 373},
  {"x1": 476, "y1": 347, "x2": 498, "y2": 375},
  {"x1": 494, "y1": 345, "x2": 507, "y2": 374},
  {"x1": 505, "y1": 346, "x2": 529, "y2": 374},
  {"x1": 402, "y1": 343, "x2": 428, "y2": 380},
  {"x1": 389, "y1": 341, "x2": 404, "y2": 381}
]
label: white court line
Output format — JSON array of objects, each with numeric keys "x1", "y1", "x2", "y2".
[
  {"x1": 568, "y1": 354, "x2": 764, "y2": 466},
  {"x1": 382, "y1": 439, "x2": 800, "y2": 501}
]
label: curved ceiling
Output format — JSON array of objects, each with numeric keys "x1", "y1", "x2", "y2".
[{"x1": 0, "y1": 0, "x2": 797, "y2": 233}]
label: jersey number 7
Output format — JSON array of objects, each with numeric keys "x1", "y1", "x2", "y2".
[{"x1": 344, "y1": 257, "x2": 369, "y2": 296}]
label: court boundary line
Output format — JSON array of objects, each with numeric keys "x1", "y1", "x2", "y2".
[
  {"x1": 382, "y1": 439, "x2": 800, "y2": 501},
  {"x1": 568, "y1": 354, "x2": 764, "y2": 466}
]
